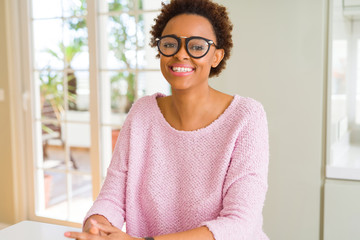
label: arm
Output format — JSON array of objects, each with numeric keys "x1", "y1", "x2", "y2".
[
  {"x1": 201, "y1": 102, "x2": 269, "y2": 240},
  {"x1": 83, "y1": 116, "x2": 132, "y2": 230},
  {"x1": 83, "y1": 214, "x2": 112, "y2": 234},
  {"x1": 67, "y1": 222, "x2": 215, "y2": 240},
  {"x1": 151, "y1": 226, "x2": 214, "y2": 240}
]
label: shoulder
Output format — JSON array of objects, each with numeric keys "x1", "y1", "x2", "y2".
[
  {"x1": 226, "y1": 95, "x2": 268, "y2": 133},
  {"x1": 212, "y1": 89, "x2": 266, "y2": 119},
  {"x1": 232, "y1": 95, "x2": 267, "y2": 119}
]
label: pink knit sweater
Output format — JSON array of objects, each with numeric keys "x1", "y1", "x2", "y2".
[{"x1": 85, "y1": 93, "x2": 269, "y2": 240}]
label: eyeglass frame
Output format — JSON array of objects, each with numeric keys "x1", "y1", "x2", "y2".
[{"x1": 155, "y1": 35, "x2": 219, "y2": 59}]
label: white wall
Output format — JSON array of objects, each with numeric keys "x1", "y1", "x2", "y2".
[{"x1": 213, "y1": 1, "x2": 326, "y2": 239}]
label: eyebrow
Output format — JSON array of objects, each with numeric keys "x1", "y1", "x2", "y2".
[{"x1": 162, "y1": 34, "x2": 208, "y2": 39}]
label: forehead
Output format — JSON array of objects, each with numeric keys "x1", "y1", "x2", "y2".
[{"x1": 162, "y1": 14, "x2": 216, "y2": 40}]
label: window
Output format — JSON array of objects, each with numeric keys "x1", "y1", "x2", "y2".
[
  {"x1": 28, "y1": 0, "x2": 170, "y2": 225},
  {"x1": 326, "y1": 0, "x2": 360, "y2": 181}
]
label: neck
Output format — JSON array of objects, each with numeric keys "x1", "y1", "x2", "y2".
[{"x1": 169, "y1": 87, "x2": 215, "y2": 130}]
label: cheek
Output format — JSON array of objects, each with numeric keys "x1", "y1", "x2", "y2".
[
  {"x1": 197, "y1": 57, "x2": 214, "y2": 72},
  {"x1": 160, "y1": 57, "x2": 168, "y2": 71}
]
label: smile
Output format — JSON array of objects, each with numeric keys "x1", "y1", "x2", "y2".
[{"x1": 171, "y1": 67, "x2": 194, "y2": 73}]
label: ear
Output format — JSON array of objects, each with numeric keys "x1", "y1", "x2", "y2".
[{"x1": 211, "y1": 48, "x2": 225, "y2": 68}]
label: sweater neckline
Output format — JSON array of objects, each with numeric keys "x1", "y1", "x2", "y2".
[{"x1": 152, "y1": 92, "x2": 238, "y2": 134}]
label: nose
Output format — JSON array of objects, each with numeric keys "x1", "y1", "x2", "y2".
[{"x1": 174, "y1": 39, "x2": 190, "y2": 60}]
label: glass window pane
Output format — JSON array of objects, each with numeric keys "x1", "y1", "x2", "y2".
[
  {"x1": 64, "y1": 18, "x2": 89, "y2": 70},
  {"x1": 65, "y1": 70, "x2": 89, "y2": 111},
  {"x1": 330, "y1": 40, "x2": 348, "y2": 158},
  {"x1": 332, "y1": 40, "x2": 347, "y2": 95},
  {"x1": 100, "y1": 71, "x2": 135, "y2": 122},
  {"x1": 69, "y1": 174, "x2": 93, "y2": 222},
  {"x1": 65, "y1": 122, "x2": 91, "y2": 157},
  {"x1": 70, "y1": 147, "x2": 91, "y2": 173},
  {"x1": 63, "y1": 0, "x2": 87, "y2": 18},
  {"x1": 99, "y1": 0, "x2": 135, "y2": 13},
  {"x1": 68, "y1": 49, "x2": 89, "y2": 70},
  {"x1": 34, "y1": 70, "x2": 63, "y2": 119},
  {"x1": 138, "y1": 71, "x2": 170, "y2": 98},
  {"x1": 42, "y1": 121, "x2": 67, "y2": 171},
  {"x1": 70, "y1": 71, "x2": 90, "y2": 111},
  {"x1": 67, "y1": 71, "x2": 79, "y2": 110},
  {"x1": 37, "y1": 70, "x2": 65, "y2": 121},
  {"x1": 33, "y1": 19, "x2": 64, "y2": 70},
  {"x1": 32, "y1": 0, "x2": 62, "y2": 19},
  {"x1": 37, "y1": 171, "x2": 68, "y2": 220},
  {"x1": 138, "y1": 12, "x2": 160, "y2": 69},
  {"x1": 140, "y1": 0, "x2": 169, "y2": 11},
  {"x1": 101, "y1": 126, "x2": 120, "y2": 180},
  {"x1": 99, "y1": 15, "x2": 137, "y2": 70},
  {"x1": 62, "y1": 119, "x2": 90, "y2": 172},
  {"x1": 40, "y1": 122, "x2": 81, "y2": 171}
]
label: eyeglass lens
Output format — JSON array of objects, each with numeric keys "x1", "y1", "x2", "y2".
[{"x1": 158, "y1": 36, "x2": 210, "y2": 58}]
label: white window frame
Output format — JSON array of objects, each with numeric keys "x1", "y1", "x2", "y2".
[
  {"x1": 6, "y1": 0, "x2": 166, "y2": 227},
  {"x1": 4, "y1": 0, "x2": 30, "y2": 224},
  {"x1": 326, "y1": 0, "x2": 360, "y2": 182}
]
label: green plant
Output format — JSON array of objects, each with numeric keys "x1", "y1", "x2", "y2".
[
  {"x1": 108, "y1": 0, "x2": 144, "y2": 112},
  {"x1": 43, "y1": 0, "x2": 143, "y2": 113},
  {"x1": 110, "y1": 72, "x2": 135, "y2": 112},
  {"x1": 44, "y1": 0, "x2": 87, "y2": 110},
  {"x1": 39, "y1": 68, "x2": 76, "y2": 132},
  {"x1": 39, "y1": 67, "x2": 78, "y2": 169},
  {"x1": 46, "y1": 39, "x2": 83, "y2": 68}
]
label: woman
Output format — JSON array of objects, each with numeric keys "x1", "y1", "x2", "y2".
[{"x1": 65, "y1": 0, "x2": 269, "y2": 239}]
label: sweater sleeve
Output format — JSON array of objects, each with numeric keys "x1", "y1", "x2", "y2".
[
  {"x1": 201, "y1": 102, "x2": 269, "y2": 240},
  {"x1": 83, "y1": 113, "x2": 132, "y2": 230}
]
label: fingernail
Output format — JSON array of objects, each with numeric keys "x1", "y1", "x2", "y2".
[{"x1": 64, "y1": 232, "x2": 70, "y2": 237}]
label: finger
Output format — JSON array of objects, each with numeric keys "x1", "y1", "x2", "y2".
[
  {"x1": 88, "y1": 220, "x2": 108, "y2": 236},
  {"x1": 64, "y1": 231, "x2": 96, "y2": 240},
  {"x1": 89, "y1": 226, "x2": 100, "y2": 235}
]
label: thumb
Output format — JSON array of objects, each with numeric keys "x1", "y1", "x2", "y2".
[{"x1": 90, "y1": 219, "x2": 117, "y2": 234}]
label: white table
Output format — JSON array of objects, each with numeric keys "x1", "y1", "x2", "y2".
[{"x1": 0, "y1": 220, "x2": 81, "y2": 240}]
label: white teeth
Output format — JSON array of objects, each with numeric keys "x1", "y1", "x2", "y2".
[{"x1": 172, "y1": 67, "x2": 193, "y2": 72}]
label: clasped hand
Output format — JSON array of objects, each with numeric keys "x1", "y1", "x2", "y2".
[{"x1": 64, "y1": 219, "x2": 138, "y2": 240}]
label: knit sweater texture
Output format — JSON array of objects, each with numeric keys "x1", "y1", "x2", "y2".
[{"x1": 85, "y1": 92, "x2": 269, "y2": 240}]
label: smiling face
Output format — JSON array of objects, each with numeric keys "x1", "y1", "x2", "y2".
[{"x1": 159, "y1": 14, "x2": 224, "y2": 92}]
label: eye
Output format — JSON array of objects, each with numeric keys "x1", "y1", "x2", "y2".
[
  {"x1": 189, "y1": 45, "x2": 205, "y2": 51},
  {"x1": 188, "y1": 39, "x2": 208, "y2": 52},
  {"x1": 163, "y1": 42, "x2": 177, "y2": 49}
]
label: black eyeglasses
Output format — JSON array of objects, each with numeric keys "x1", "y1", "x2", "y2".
[{"x1": 155, "y1": 35, "x2": 218, "y2": 59}]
